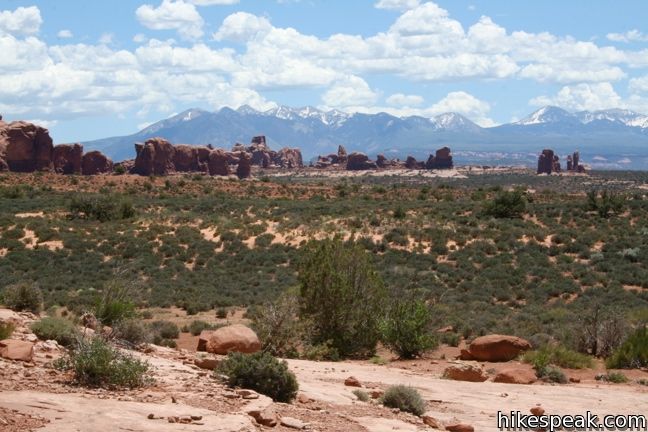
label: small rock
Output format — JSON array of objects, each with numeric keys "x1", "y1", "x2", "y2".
[
  {"x1": 194, "y1": 357, "x2": 219, "y2": 370},
  {"x1": 530, "y1": 406, "x2": 545, "y2": 416},
  {"x1": 297, "y1": 393, "x2": 312, "y2": 404},
  {"x1": 370, "y1": 389, "x2": 384, "y2": 399},
  {"x1": 247, "y1": 407, "x2": 278, "y2": 427},
  {"x1": 281, "y1": 417, "x2": 307, "y2": 429},
  {"x1": 445, "y1": 423, "x2": 474, "y2": 432},
  {"x1": 344, "y1": 376, "x2": 362, "y2": 387},
  {"x1": 422, "y1": 415, "x2": 444, "y2": 429},
  {"x1": 236, "y1": 389, "x2": 259, "y2": 399},
  {"x1": 569, "y1": 377, "x2": 581, "y2": 383}
]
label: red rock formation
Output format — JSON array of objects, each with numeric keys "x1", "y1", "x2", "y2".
[
  {"x1": 53, "y1": 143, "x2": 83, "y2": 174},
  {"x1": 133, "y1": 137, "x2": 176, "y2": 176},
  {"x1": 273, "y1": 147, "x2": 303, "y2": 168},
  {"x1": 1, "y1": 121, "x2": 53, "y2": 172},
  {"x1": 82, "y1": 151, "x2": 113, "y2": 175},
  {"x1": 467, "y1": 334, "x2": 531, "y2": 362},
  {"x1": 426, "y1": 147, "x2": 454, "y2": 170},
  {"x1": 236, "y1": 152, "x2": 252, "y2": 179},
  {"x1": 208, "y1": 149, "x2": 230, "y2": 176},
  {"x1": 537, "y1": 149, "x2": 554, "y2": 174},
  {"x1": 346, "y1": 152, "x2": 377, "y2": 170}
]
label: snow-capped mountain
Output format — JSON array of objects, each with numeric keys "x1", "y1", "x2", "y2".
[{"x1": 83, "y1": 105, "x2": 648, "y2": 168}]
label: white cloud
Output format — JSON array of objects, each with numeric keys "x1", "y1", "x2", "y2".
[
  {"x1": 629, "y1": 75, "x2": 648, "y2": 93},
  {"x1": 607, "y1": 30, "x2": 648, "y2": 43},
  {"x1": 386, "y1": 93, "x2": 424, "y2": 107},
  {"x1": 99, "y1": 33, "x2": 114, "y2": 45},
  {"x1": 0, "y1": 6, "x2": 42, "y2": 36},
  {"x1": 213, "y1": 12, "x2": 272, "y2": 42},
  {"x1": 57, "y1": 29, "x2": 73, "y2": 39},
  {"x1": 136, "y1": 0, "x2": 204, "y2": 40},
  {"x1": 322, "y1": 76, "x2": 379, "y2": 107},
  {"x1": 188, "y1": 0, "x2": 239, "y2": 5},
  {"x1": 374, "y1": 0, "x2": 420, "y2": 11},
  {"x1": 530, "y1": 83, "x2": 622, "y2": 111}
]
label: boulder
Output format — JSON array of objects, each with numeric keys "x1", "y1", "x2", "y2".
[
  {"x1": 344, "y1": 376, "x2": 362, "y2": 387},
  {"x1": 194, "y1": 356, "x2": 220, "y2": 370},
  {"x1": 205, "y1": 324, "x2": 260, "y2": 355},
  {"x1": 281, "y1": 417, "x2": 307, "y2": 430},
  {"x1": 133, "y1": 137, "x2": 176, "y2": 176},
  {"x1": 493, "y1": 368, "x2": 537, "y2": 385},
  {"x1": 467, "y1": 335, "x2": 531, "y2": 362},
  {"x1": 0, "y1": 339, "x2": 34, "y2": 362},
  {"x1": 445, "y1": 423, "x2": 474, "y2": 432},
  {"x1": 208, "y1": 149, "x2": 230, "y2": 176},
  {"x1": 53, "y1": 143, "x2": 83, "y2": 174},
  {"x1": 236, "y1": 152, "x2": 252, "y2": 179},
  {"x1": 82, "y1": 151, "x2": 113, "y2": 175},
  {"x1": 196, "y1": 330, "x2": 216, "y2": 352},
  {"x1": 2, "y1": 121, "x2": 54, "y2": 172},
  {"x1": 443, "y1": 363, "x2": 488, "y2": 382},
  {"x1": 422, "y1": 415, "x2": 444, "y2": 429},
  {"x1": 530, "y1": 406, "x2": 545, "y2": 416},
  {"x1": 346, "y1": 152, "x2": 377, "y2": 170},
  {"x1": 247, "y1": 407, "x2": 278, "y2": 427}
]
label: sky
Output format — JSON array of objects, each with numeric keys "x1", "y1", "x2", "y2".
[{"x1": 2, "y1": 0, "x2": 648, "y2": 143}]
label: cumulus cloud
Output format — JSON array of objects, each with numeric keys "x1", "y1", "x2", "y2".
[
  {"x1": 0, "y1": 6, "x2": 42, "y2": 35},
  {"x1": 386, "y1": 93, "x2": 424, "y2": 107},
  {"x1": 530, "y1": 83, "x2": 622, "y2": 111},
  {"x1": 374, "y1": 0, "x2": 420, "y2": 11},
  {"x1": 136, "y1": 0, "x2": 204, "y2": 40},
  {"x1": 322, "y1": 76, "x2": 379, "y2": 107},
  {"x1": 188, "y1": 0, "x2": 239, "y2": 5},
  {"x1": 607, "y1": 30, "x2": 648, "y2": 43},
  {"x1": 213, "y1": 12, "x2": 272, "y2": 42}
]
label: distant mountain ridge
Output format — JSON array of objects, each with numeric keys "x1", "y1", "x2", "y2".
[{"x1": 83, "y1": 105, "x2": 648, "y2": 169}]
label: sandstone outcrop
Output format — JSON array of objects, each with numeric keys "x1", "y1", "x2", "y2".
[
  {"x1": 425, "y1": 147, "x2": 453, "y2": 170},
  {"x1": 346, "y1": 152, "x2": 377, "y2": 170},
  {"x1": 493, "y1": 368, "x2": 537, "y2": 384},
  {"x1": 1, "y1": 121, "x2": 53, "y2": 172},
  {"x1": 82, "y1": 151, "x2": 113, "y2": 175},
  {"x1": 537, "y1": 149, "x2": 561, "y2": 174},
  {"x1": 205, "y1": 324, "x2": 260, "y2": 355},
  {"x1": 53, "y1": 143, "x2": 83, "y2": 175},
  {"x1": 443, "y1": 363, "x2": 488, "y2": 382},
  {"x1": 208, "y1": 149, "x2": 230, "y2": 176},
  {"x1": 133, "y1": 138, "x2": 176, "y2": 176},
  {"x1": 0, "y1": 339, "x2": 34, "y2": 362},
  {"x1": 236, "y1": 152, "x2": 252, "y2": 179},
  {"x1": 463, "y1": 334, "x2": 531, "y2": 362}
]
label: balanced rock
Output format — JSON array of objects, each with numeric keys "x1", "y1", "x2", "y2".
[
  {"x1": 467, "y1": 334, "x2": 531, "y2": 362},
  {"x1": 53, "y1": 143, "x2": 83, "y2": 174},
  {"x1": 443, "y1": 363, "x2": 488, "y2": 382},
  {"x1": 82, "y1": 151, "x2": 113, "y2": 175},
  {"x1": 205, "y1": 324, "x2": 260, "y2": 355}
]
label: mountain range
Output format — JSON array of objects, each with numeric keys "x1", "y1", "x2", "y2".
[{"x1": 84, "y1": 105, "x2": 648, "y2": 169}]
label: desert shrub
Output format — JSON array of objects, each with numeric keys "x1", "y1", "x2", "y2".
[
  {"x1": 537, "y1": 365, "x2": 568, "y2": 384},
  {"x1": 94, "y1": 281, "x2": 136, "y2": 327},
  {"x1": 353, "y1": 389, "x2": 370, "y2": 402},
  {"x1": 31, "y1": 317, "x2": 80, "y2": 347},
  {"x1": 299, "y1": 239, "x2": 387, "y2": 358},
  {"x1": 0, "y1": 322, "x2": 15, "y2": 339},
  {"x1": 216, "y1": 352, "x2": 298, "y2": 403},
  {"x1": 2, "y1": 283, "x2": 43, "y2": 313},
  {"x1": 187, "y1": 320, "x2": 215, "y2": 336},
  {"x1": 148, "y1": 320, "x2": 179, "y2": 339},
  {"x1": 483, "y1": 190, "x2": 526, "y2": 218},
  {"x1": 606, "y1": 327, "x2": 648, "y2": 369},
  {"x1": 597, "y1": 372, "x2": 628, "y2": 384},
  {"x1": 302, "y1": 341, "x2": 340, "y2": 361},
  {"x1": 576, "y1": 306, "x2": 627, "y2": 357},
  {"x1": 381, "y1": 385, "x2": 426, "y2": 416},
  {"x1": 440, "y1": 332, "x2": 460, "y2": 347},
  {"x1": 114, "y1": 319, "x2": 152, "y2": 345},
  {"x1": 522, "y1": 345, "x2": 593, "y2": 369},
  {"x1": 370, "y1": 355, "x2": 388, "y2": 365},
  {"x1": 216, "y1": 307, "x2": 228, "y2": 319},
  {"x1": 380, "y1": 297, "x2": 437, "y2": 359},
  {"x1": 586, "y1": 190, "x2": 625, "y2": 218},
  {"x1": 55, "y1": 337, "x2": 151, "y2": 389},
  {"x1": 69, "y1": 195, "x2": 135, "y2": 222},
  {"x1": 250, "y1": 291, "x2": 301, "y2": 357}
]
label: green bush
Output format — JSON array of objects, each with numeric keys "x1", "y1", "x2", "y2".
[
  {"x1": 55, "y1": 337, "x2": 151, "y2": 388},
  {"x1": 483, "y1": 190, "x2": 526, "y2": 218},
  {"x1": 94, "y1": 281, "x2": 136, "y2": 326},
  {"x1": 299, "y1": 239, "x2": 387, "y2": 358},
  {"x1": 381, "y1": 385, "x2": 426, "y2": 416},
  {"x1": 522, "y1": 345, "x2": 593, "y2": 369},
  {"x1": 606, "y1": 327, "x2": 648, "y2": 369},
  {"x1": 187, "y1": 320, "x2": 215, "y2": 336},
  {"x1": 380, "y1": 297, "x2": 437, "y2": 359},
  {"x1": 536, "y1": 365, "x2": 568, "y2": 384},
  {"x1": 31, "y1": 317, "x2": 80, "y2": 347},
  {"x1": 216, "y1": 352, "x2": 298, "y2": 403},
  {"x1": 353, "y1": 389, "x2": 369, "y2": 402},
  {"x1": 597, "y1": 372, "x2": 628, "y2": 384},
  {"x1": 2, "y1": 283, "x2": 43, "y2": 313},
  {"x1": 69, "y1": 195, "x2": 135, "y2": 222},
  {"x1": 0, "y1": 322, "x2": 15, "y2": 340},
  {"x1": 586, "y1": 190, "x2": 625, "y2": 218},
  {"x1": 302, "y1": 341, "x2": 340, "y2": 361},
  {"x1": 114, "y1": 319, "x2": 152, "y2": 345},
  {"x1": 148, "y1": 320, "x2": 180, "y2": 339}
]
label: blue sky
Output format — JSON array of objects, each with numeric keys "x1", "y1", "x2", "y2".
[{"x1": 2, "y1": 0, "x2": 648, "y2": 142}]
